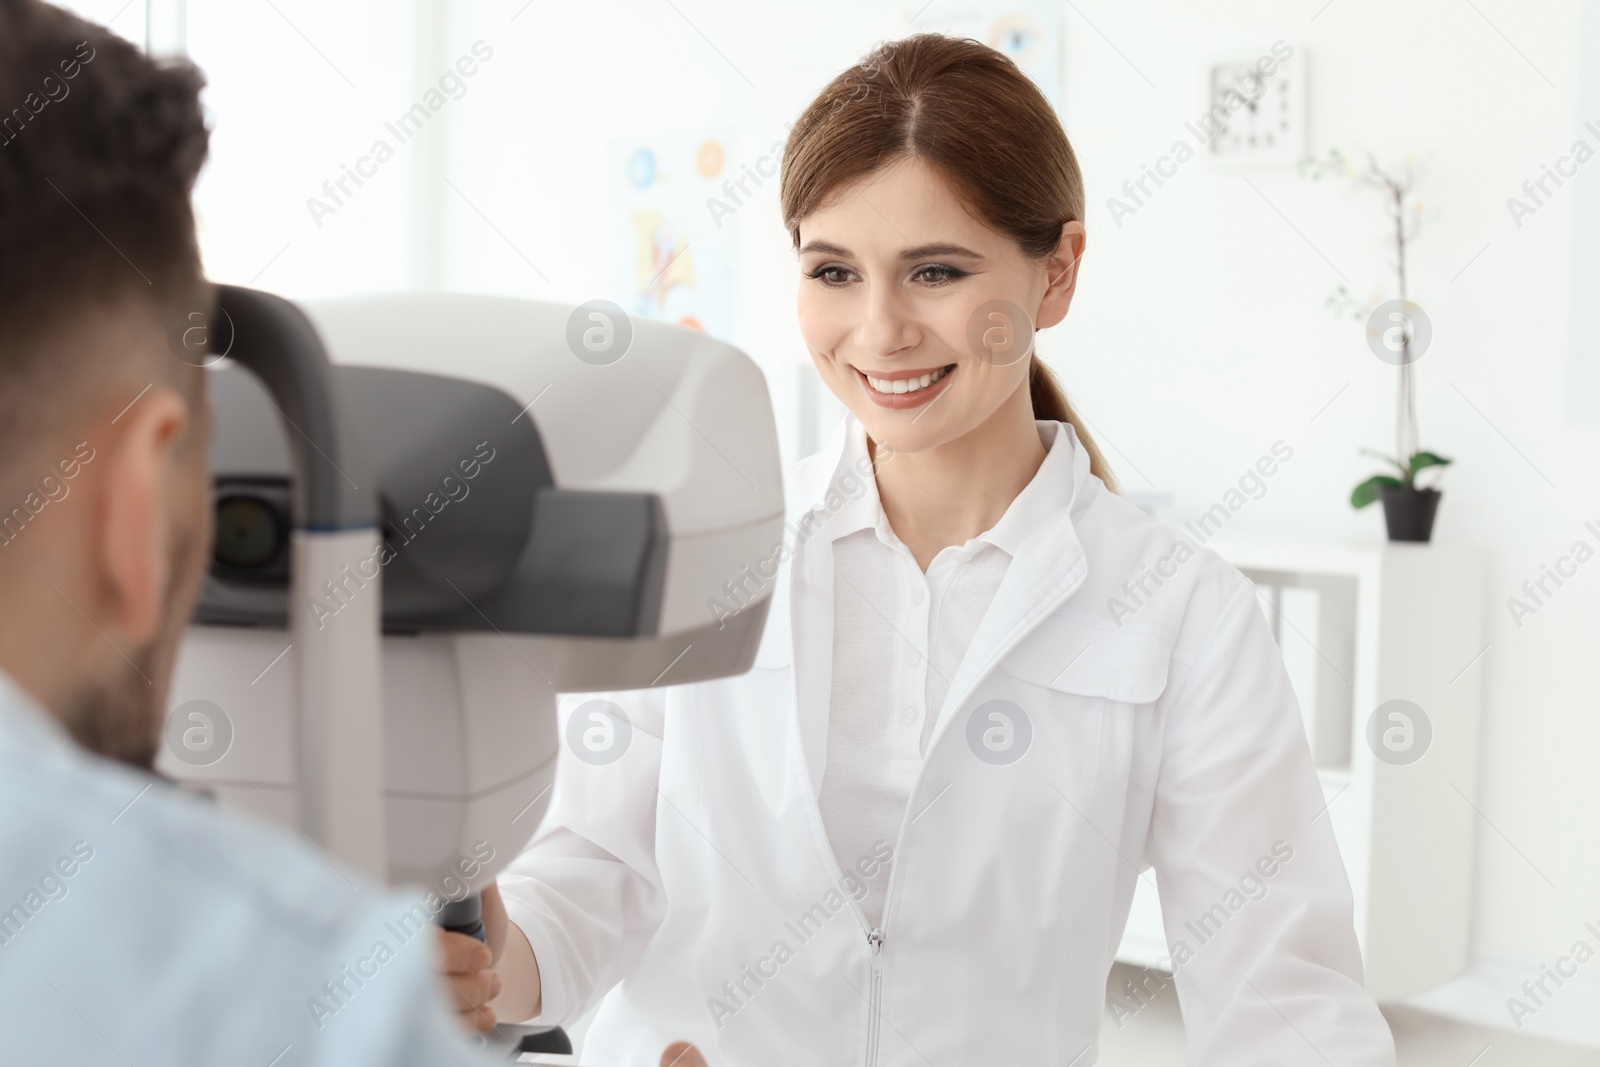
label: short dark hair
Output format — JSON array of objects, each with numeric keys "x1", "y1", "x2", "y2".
[{"x1": 0, "y1": 0, "x2": 210, "y2": 458}]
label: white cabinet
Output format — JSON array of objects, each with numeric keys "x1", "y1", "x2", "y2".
[{"x1": 1114, "y1": 540, "x2": 1488, "y2": 1001}]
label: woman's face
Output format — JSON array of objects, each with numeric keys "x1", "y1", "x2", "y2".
[{"x1": 795, "y1": 156, "x2": 1085, "y2": 454}]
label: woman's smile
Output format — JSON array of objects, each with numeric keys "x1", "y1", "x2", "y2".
[{"x1": 855, "y1": 362, "x2": 958, "y2": 409}]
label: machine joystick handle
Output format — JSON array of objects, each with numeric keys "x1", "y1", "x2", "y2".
[
  {"x1": 437, "y1": 892, "x2": 573, "y2": 1058},
  {"x1": 436, "y1": 892, "x2": 486, "y2": 942}
]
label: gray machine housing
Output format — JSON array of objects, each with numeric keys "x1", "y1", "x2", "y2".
[
  {"x1": 160, "y1": 288, "x2": 784, "y2": 914},
  {"x1": 202, "y1": 363, "x2": 668, "y2": 638}
]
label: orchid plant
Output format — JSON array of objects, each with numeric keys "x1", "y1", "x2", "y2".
[{"x1": 1302, "y1": 148, "x2": 1452, "y2": 510}]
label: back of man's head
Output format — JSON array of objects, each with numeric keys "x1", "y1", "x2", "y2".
[
  {"x1": 0, "y1": 0, "x2": 210, "y2": 433},
  {"x1": 0, "y1": 0, "x2": 214, "y2": 766}
]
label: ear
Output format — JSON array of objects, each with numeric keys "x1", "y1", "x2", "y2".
[
  {"x1": 95, "y1": 387, "x2": 190, "y2": 645},
  {"x1": 1035, "y1": 220, "x2": 1087, "y2": 330}
]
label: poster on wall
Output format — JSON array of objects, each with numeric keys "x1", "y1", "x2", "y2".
[
  {"x1": 901, "y1": 2, "x2": 1064, "y2": 112},
  {"x1": 607, "y1": 130, "x2": 738, "y2": 345}
]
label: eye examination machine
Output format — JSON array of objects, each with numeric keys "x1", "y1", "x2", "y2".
[{"x1": 155, "y1": 286, "x2": 785, "y2": 1054}]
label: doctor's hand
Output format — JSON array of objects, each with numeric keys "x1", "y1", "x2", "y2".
[{"x1": 435, "y1": 882, "x2": 510, "y2": 1033}]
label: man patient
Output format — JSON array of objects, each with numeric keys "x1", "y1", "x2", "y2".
[{"x1": 0, "y1": 2, "x2": 704, "y2": 1064}]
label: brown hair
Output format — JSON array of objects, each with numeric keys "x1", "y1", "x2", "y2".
[{"x1": 780, "y1": 33, "x2": 1118, "y2": 493}]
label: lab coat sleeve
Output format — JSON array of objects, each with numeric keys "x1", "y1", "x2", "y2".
[
  {"x1": 1145, "y1": 577, "x2": 1396, "y2": 1066},
  {"x1": 497, "y1": 687, "x2": 670, "y2": 1028}
]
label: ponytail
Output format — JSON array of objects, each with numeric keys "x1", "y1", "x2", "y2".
[{"x1": 1030, "y1": 355, "x2": 1118, "y2": 493}]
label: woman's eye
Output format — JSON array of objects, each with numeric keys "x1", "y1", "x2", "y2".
[
  {"x1": 913, "y1": 264, "x2": 966, "y2": 285},
  {"x1": 807, "y1": 265, "x2": 854, "y2": 287}
]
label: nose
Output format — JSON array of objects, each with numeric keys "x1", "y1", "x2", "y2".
[{"x1": 854, "y1": 280, "x2": 918, "y2": 360}]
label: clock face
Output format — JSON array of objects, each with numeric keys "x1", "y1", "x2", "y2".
[{"x1": 1209, "y1": 57, "x2": 1302, "y2": 162}]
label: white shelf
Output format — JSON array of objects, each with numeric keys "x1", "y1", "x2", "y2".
[{"x1": 1115, "y1": 539, "x2": 1488, "y2": 1002}]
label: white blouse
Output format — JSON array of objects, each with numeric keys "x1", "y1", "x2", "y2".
[{"x1": 818, "y1": 418, "x2": 1074, "y2": 929}]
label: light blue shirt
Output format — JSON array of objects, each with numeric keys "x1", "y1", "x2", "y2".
[{"x1": 0, "y1": 670, "x2": 502, "y2": 1067}]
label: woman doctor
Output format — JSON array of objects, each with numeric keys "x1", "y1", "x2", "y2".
[{"x1": 440, "y1": 33, "x2": 1396, "y2": 1067}]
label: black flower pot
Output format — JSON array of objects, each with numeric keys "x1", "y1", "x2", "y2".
[{"x1": 1379, "y1": 485, "x2": 1440, "y2": 543}]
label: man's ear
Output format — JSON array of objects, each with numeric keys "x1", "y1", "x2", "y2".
[
  {"x1": 95, "y1": 387, "x2": 190, "y2": 645},
  {"x1": 1035, "y1": 220, "x2": 1087, "y2": 330}
]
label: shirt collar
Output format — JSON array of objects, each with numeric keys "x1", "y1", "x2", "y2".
[
  {"x1": 818, "y1": 414, "x2": 1076, "y2": 557},
  {"x1": 982, "y1": 419, "x2": 1074, "y2": 556},
  {"x1": 826, "y1": 415, "x2": 886, "y2": 541},
  {"x1": 0, "y1": 666, "x2": 78, "y2": 764}
]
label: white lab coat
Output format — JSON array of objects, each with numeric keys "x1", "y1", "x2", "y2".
[{"x1": 500, "y1": 416, "x2": 1396, "y2": 1067}]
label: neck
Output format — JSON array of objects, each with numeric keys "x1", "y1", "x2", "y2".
[
  {"x1": 869, "y1": 382, "x2": 1048, "y2": 571},
  {"x1": 0, "y1": 571, "x2": 88, "y2": 721}
]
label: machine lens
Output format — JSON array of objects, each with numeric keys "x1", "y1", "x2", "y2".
[{"x1": 214, "y1": 496, "x2": 284, "y2": 570}]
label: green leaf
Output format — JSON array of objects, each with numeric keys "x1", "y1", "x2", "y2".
[
  {"x1": 1358, "y1": 448, "x2": 1406, "y2": 476},
  {"x1": 1408, "y1": 451, "x2": 1452, "y2": 478},
  {"x1": 1351, "y1": 475, "x2": 1403, "y2": 508}
]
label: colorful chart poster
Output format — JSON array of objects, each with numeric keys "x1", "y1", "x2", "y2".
[{"x1": 608, "y1": 130, "x2": 738, "y2": 344}]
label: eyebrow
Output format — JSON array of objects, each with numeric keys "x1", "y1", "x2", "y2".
[
  {"x1": 797, "y1": 240, "x2": 985, "y2": 261},
  {"x1": 899, "y1": 243, "x2": 984, "y2": 260}
]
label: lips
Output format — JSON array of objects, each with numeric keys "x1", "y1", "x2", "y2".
[{"x1": 854, "y1": 363, "x2": 957, "y2": 409}]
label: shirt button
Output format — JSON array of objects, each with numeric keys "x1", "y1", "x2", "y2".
[
  {"x1": 903, "y1": 706, "x2": 917, "y2": 724},
  {"x1": 906, "y1": 649, "x2": 921, "y2": 666},
  {"x1": 910, "y1": 585, "x2": 925, "y2": 604}
]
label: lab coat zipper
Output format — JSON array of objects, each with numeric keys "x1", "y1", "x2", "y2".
[
  {"x1": 845, "y1": 560, "x2": 1091, "y2": 1065},
  {"x1": 865, "y1": 927, "x2": 885, "y2": 1067},
  {"x1": 794, "y1": 790, "x2": 892, "y2": 1065},
  {"x1": 781, "y1": 539, "x2": 897, "y2": 1064},
  {"x1": 781, "y1": 517, "x2": 1086, "y2": 1066},
  {"x1": 786, "y1": 669, "x2": 894, "y2": 1065},
  {"x1": 790, "y1": 719, "x2": 894, "y2": 1065}
]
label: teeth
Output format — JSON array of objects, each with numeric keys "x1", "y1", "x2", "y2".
[{"x1": 866, "y1": 366, "x2": 950, "y2": 395}]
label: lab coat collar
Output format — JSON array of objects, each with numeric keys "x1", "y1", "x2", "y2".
[{"x1": 927, "y1": 422, "x2": 1094, "y2": 739}]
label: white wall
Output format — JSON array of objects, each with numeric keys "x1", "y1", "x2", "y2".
[
  {"x1": 185, "y1": 0, "x2": 418, "y2": 294},
  {"x1": 179, "y1": 0, "x2": 1598, "y2": 999}
]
